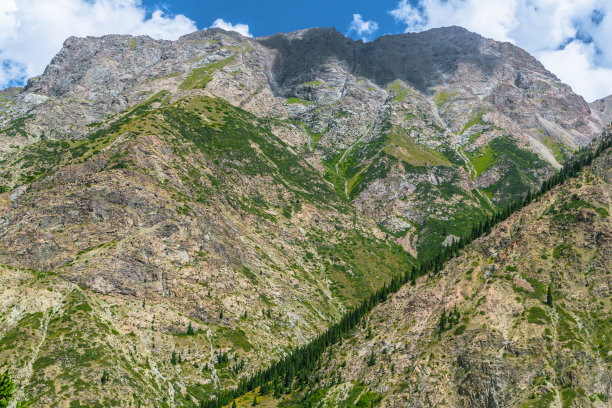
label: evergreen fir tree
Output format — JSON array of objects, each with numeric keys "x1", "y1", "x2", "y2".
[
  {"x1": 546, "y1": 283, "x2": 553, "y2": 306},
  {"x1": 187, "y1": 135, "x2": 612, "y2": 408},
  {"x1": 0, "y1": 368, "x2": 15, "y2": 408},
  {"x1": 439, "y1": 310, "x2": 447, "y2": 333},
  {"x1": 232, "y1": 400, "x2": 237, "y2": 408},
  {"x1": 252, "y1": 395, "x2": 258, "y2": 406},
  {"x1": 187, "y1": 322, "x2": 195, "y2": 336}
]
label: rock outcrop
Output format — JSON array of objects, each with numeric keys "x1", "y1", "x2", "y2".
[{"x1": 0, "y1": 26, "x2": 608, "y2": 407}]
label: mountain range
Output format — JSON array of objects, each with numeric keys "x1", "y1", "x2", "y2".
[{"x1": 0, "y1": 26, "x2": 609, "y2": 408}]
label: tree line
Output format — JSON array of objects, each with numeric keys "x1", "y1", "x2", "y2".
[
  {"x1": 198, "y1": 129, "x2": 611, "y2": 407},
  {"x1": 3, "y1": 130, "x2": 609, "y2": 408}
]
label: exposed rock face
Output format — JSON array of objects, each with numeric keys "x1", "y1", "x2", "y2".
[
  {"x1": 0, "y1": 94, "x2": 413, "y2": 407},
  {"x1": 1, "y1": 26, "x2": 601, "y2": 256},
  {"x1": 0, "y1": 28, "x2": 600, "y2": 259},
  {"x1": 290, "y1": 148, "x2": 612, "y2": 408},
  {"x1": 590, "y1": 94, "x2": 612, "y2": 126},
  {"x1": 0, "y1": 26, "x2": 608, "y2": 407}
]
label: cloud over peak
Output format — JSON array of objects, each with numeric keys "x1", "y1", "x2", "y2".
[
  {"x1": 210, "y1": 18, "x2": 252, "y2": 38},
  {"x1": 0, "y1": 0, "x2": 197, "y2": 88},
  {"x1": 389, "y1": 0, "x2": 612, "y2": 101},
  {"x1": 348, "y1": 13, "x2": 379, "y2": 41}
]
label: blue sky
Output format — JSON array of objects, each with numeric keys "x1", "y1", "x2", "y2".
[
  {"x1": 140, "y1": 0, "x2": 404, "y2": 38},
  {"x1": 1, "y1": 0, "x2": 612, "y2": 101}
]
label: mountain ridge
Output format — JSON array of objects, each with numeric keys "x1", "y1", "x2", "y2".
[{"x1": 0, "y1": 25, "x2": 609, "y2": 408}]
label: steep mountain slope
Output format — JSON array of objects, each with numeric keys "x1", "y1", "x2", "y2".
[
  {"x1": 0, "y1": 27, "x2": 603, "y2": 256},
  {"x1": 0, "y1": 26, "x2": 608, "y2": 408},
  {"x1": 258, "y1": 143, "x2": 611, "y2": 408},
  {"x1": 0, "y1": 93, "x2": 414, "y2": 407},
  {"x1": 591, "y1": 95, "x2": 612, "y2": 128}
]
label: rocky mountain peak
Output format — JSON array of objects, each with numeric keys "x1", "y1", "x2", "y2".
[
  {"x1": 590, "y1": 94, "x2": 612, "y2": 126},
  {"x1": 25, "y1": 34, "x2": 169, "y2": 97},
  {"x1": 0, "y1": 23, "x2": 610, "y2": 408}
]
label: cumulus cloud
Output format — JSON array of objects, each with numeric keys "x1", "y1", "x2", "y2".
[
  {"x1": 539, "y1": 42, "x2": 612, "y2": 104},
  {"x1": 389, "y1": 0, "x2": 612, "y2": 101},
  {"x1": 210, "y1": 18, "x2": 252, "y2": 38},
  {"x1": 348, "y1": 14, "x2": 379, "y2": 41},
  {"x1": 0, "y1": 0, "x2": 197, "y2": 89}
]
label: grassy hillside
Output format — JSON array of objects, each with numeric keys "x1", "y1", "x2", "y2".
[
  {"x1": 0, "y1": 95, "x2": 414, "y2": 408},
  {"x1": 237, "y1": 147, "x2": 611, "y2": 408}
]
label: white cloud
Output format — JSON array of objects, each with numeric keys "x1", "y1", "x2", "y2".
[
  {"x1": 0, "y1": 0, "x2": 197, "y2": 89},
  {"x1": 389, "y1": 0, "x2": 612, "y2": 101},
  {"x1": 210, "y1": 18, "x2": 252, "y2": 38},
  {"x1": 390, "y1": 1, "x2": 425, "y2": 31},
  {"x1": 539, "y1": 42, "x2": 612, "y2": 103},
  {"x1": 348, "y1": 14, "x2": 379, "y2": 41}
]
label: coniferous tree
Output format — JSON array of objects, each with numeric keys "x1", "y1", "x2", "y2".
[
  {"x1": 252, "y1": 395, "x2": 258, "y2": 406},
  {"x1": 232, "y1": 400, "x2": 237, "y2": 408},
  {"x1": 546, "y1": 284, "x2": 553, "y2": 307},
  {"x1": 0, "y1": 367, "x2": 15, "y2": 408},
  {"x1": 101, "y1": 370, "x2": 109, "y2": 384},
  {"x1": 439, "y1": 310, "x2": 447, "y2": 333},
  {"x1": 187, "y1": 322, "x2": 195, "y2": 336},
  {"x1": 193, "y1": 134, "x2": 612, "y2": 408}
]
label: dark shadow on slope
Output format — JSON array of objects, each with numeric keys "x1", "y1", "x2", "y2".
[{"x1": 256, "y1": 26, "x2": 501, "y2": 95}]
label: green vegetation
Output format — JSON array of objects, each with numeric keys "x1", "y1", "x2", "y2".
[
  {"x1": 217, "y1": 327, "x2": 254, "y2": 352},
  {"x1": 127, "y1": 38, "x2": 138, "y2": 50},
  {"x1": 180, "y1": 55, "x2": 236, "y2": 90},
  {"x1": 466, "y1": 136, "x2": 548, "y2": 203},
  {"x1": 546, "y1": 284, "x2": 553, "y2": 307},
  {"x1": 384, "y1": 128, "x2": 452, "y2": 167},
  {"x1": 459, "y1": 113, "x2": 487, "y2": 136},
  {"x1": 389, "y1": 81, "x2": 410, "y2": 102},
  {"x1": 286, "y1": 97, "x2": 314, "y2": 106},
  {"x1": 198, "y1": 132, "x2": 612, "y2": 408},
  {"x1": 2, "y1": 70, "x2": 610, "y2": 408},
  {"x1": 527, "y1": 307, "x2": 551, "y2": 325},
  {"x1": 547, "y1": 194, "x2": 609, "y2": 224},
  {"x1": 0, "y1": 367, "x2": 15, "y2": 408},
  {"x1": 561, "y1": 388, "x2": 576, "y2": 408},
  {"x1": 1, "y1": 90, "x2": 175, "y2": 188},
  {"x1": 520, "y1": 389, "x2": 555, "y2": 408},
  {"x1": 434, "y1": 90, "x2": 457, "y2": 107},
  {"x1": 325, "y1": 122, "x2": 451, "y2": 202},
  {"x1": 0, "y1": 114, "x2": 33, "y2": 138},
  {"x1": 542, "y1": 136, "x2": 569, "y2": 163},
  {"x1": 438, "y1": 308, "x2": 461, "y2": 333},
  {"x1": 296, "y1": 121, "x2": 327, "y2": 148},
  {"x1": 552, "y1": 244, "x2": 572, "y2": 259},
  {"x1": 301, "y1": 80, "x2": 323, "y2": 87},
  {"x1": 160, "y1": 96, "x2": 341, "y2": 207}
]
